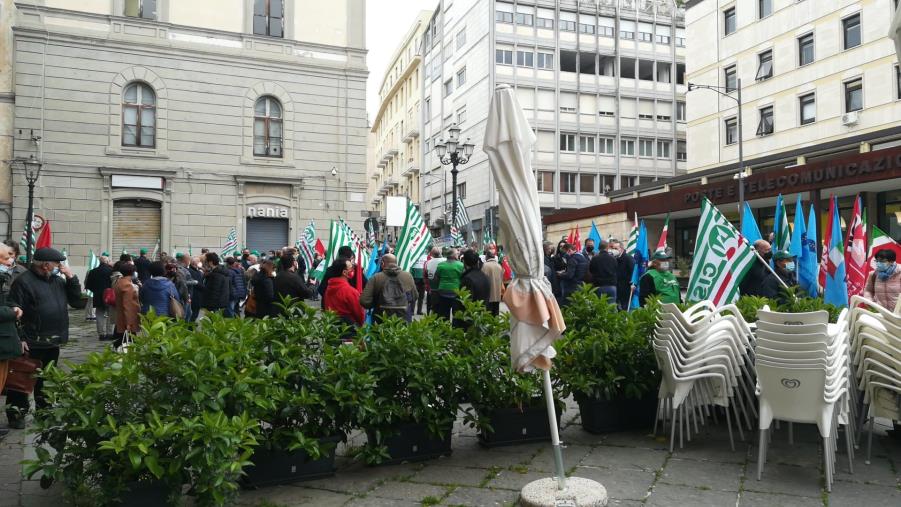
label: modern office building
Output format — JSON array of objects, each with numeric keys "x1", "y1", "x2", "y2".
[
  {"x1": 5, "y1": 0, "x2": 368, "y2": 268},
  {"x1": 0, "y1": 0, "x2": 14, "y2": 239},
  {"x1": 367, "y1": 10, "x2": 431, "y2": 241},
  {"x1": 543, "y1": 0, "x2": 901, "y2": 261},
  {"x1": 420, "y1": 0, "x2": 687, "y2": 237}
]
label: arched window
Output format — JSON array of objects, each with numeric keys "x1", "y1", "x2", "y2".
[
  {"x1": 254, "y1": 96, "x2": 283, "y2": 157},
  {"x1": 122, "y1": 82, "x2": 156, "y2": 147}
]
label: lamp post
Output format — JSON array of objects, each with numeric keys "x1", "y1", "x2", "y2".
[
  {"x1": 433, "y1": 123, "x2": 475, "y2": 236},
  {"x1": 687, "y1": 78, "x2": 746, "y2": 229},
  {"x1": 9, "y1": 156, "x2": 43, "y2": 264}
]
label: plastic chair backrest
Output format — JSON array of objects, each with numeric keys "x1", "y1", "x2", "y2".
[
  {"x1": 756, "y1": 329, "x2": 831, "y2": 346},
  {"x1": 756, "y1": 321, "x2": 829, "y2": 336},
  {"x1": 758, "y1": 309, "x2": 829, "y2": 326},
  {"x1": 757, "y1": 365, "x2": 828, "y2": 424}
]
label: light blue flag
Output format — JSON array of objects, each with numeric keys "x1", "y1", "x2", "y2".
[
  {"x1": 824, "y1": 198, "x2": 848, "y2": 308},
  {"x1": 629, "y1": 220, "x2": 649, "y2": 310},
  {"x1": 588, "y1": 221, "x2": 603, "y2": 249},
  {"x1": 741, "y1": 202, "x2": 762, "y2": 244},
  {"x1": 788, "y1": 194, "x2": 805, "y2": 258},
  {"x1": 798, "y1": 204, "x2": 819, "y2": 298},
  {"x1": 364, "y1": 243, "x2": 380, "y2": 280}
]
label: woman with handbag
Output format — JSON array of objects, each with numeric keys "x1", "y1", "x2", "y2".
[
  {"x1": 113, "y1": 263, "x2": 140, "y2": 349},
  {"x1": 139, "y1": 261, "x2": 182, "y2": 318},
  {"x1": 0, "y1": 244, "x2": 27, "y2": 439}
]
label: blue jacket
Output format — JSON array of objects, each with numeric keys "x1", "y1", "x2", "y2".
[
  {"x1": 228, "y1": 266, "x2": 247, "y2": 300},
  {"x1": 140, "y1": 277, "x2": 180, "y2": 317},
  {"x1": 559, "y1": 252, "x2": 588, "y2": 298}
]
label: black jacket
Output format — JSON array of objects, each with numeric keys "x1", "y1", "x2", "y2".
[
  {"x1": 616, "y1": 254, "x2": 635, "y2": 309},
  {"x1": 84, "y1": 263, "x2": 113, "y2": 308},
  {"x1": 9, "y1": 269, "x2": 85, "y2": 347},
  {"x1": 189, "y1": 266, "x2": 204, "y2": 308},
  {"x1": 134, "y1": 255, "x2": 152, "y2": 283},
  {"x1": 251, "y1": 272, "x2": 276, "y2": 318},
  {"x1": 274, "y1": 271, "x2": 313, "y2": 314},
  {"x1": 589, "y1": 251, "x2": 618, "y2": 287},
  {"x1": 740, "y1": 260, "x2": 780, "y2": 299},
  {"x1": 558, "y1": 253, "x2": 588, "y2": 299},
  {"x1": 460, "y1": 268, "x2": 491, "y2": 306},
  {"x1": 202, "y1": 265, "x2": 231, "y2": 311}
]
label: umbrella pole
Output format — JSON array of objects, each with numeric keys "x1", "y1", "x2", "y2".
[{"x1": 542, "y1": 368, "x2": 567, "y2": 491}]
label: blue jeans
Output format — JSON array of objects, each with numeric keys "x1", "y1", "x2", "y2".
[{"x1": 595, "y1": 286, "x2": 617, "y2": 304}]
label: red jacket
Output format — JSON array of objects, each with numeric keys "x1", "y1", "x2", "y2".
[{"x1": 324, "y1": 276, "x2": 365, "y2": 326}]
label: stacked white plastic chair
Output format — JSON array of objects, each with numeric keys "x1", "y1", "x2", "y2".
[
  {"x1": 754, "y1": 308, "x2": 853, "y2": 492},
  {"x1": 848, "y1": 295, "x2": 901, "y2": 464},
  {"x1": 653, "y1": 301, "x2": 757, "y2": 453}
]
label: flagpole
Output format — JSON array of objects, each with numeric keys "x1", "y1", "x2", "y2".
[{"x1": 541, "y1": 368, "x2": 566, "y2": 491}]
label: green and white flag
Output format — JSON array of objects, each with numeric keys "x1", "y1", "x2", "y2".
[
  {"x1": 774, "y1": 194, "x2": 791, "y2": 252},
  {"x1": 297, "y1": 220, "x2": 317, "y2": 274},
  {"x1": 686, "y1": 198, "x2": 757, "y2": 308},
  {"x1": 221, "y1": 227, "x2": 238, "y2": 255},
  {"x1": 150, "y1": 238, "x2": 160, "y2": 260},
  {"x1": 85, "y1": 249, "x2": 100, "y2": 296},
  {"x1": 325, "y1": 219, "x2": 354, "y2": 268},
  {"x1": 625, "y1": 213, "x2": 639, "y2": 255},
  {"x1": 395, "y1": 199, "x2": 431, "y2": 272}
]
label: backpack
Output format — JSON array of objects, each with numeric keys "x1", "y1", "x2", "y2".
[
  {"x1": 380, "y1": 274, "x2": 408, "y2": 309},
  {"x1": 103, "y1": 287, "x2": 116, "y2": 307}
]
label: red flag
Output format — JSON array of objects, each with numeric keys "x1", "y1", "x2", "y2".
[
  {"x1": 571, "y1": 227, "x2": 582, "y2": 252},
  {"x1": 818, "y1": 196, "x2": 834, "y2": 289},
  {"x1": 314, "y1": 238, "x2": 326, "y2": 257},
  {"x1": 655, "y1": 214, "x2": 671, "y2": 255},
  {"x1": 501, "y1": 256, "x2": 512, "y2": 282},
  {"x1": 844, "y1": 196, "x2": 867, "y2": 298},
  {"x1": 35, "y1": 219, "x2": 52, "y2": 249},
  {"x1": 354, "y1": 247, "x2": 364, "y2": 291},
  {"x1": 566, "y1": 227, "x2": 575, "y2": 246}
]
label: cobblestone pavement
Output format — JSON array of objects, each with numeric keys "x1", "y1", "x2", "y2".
[{"x1": 2, "y1": 309, "x2": 900, "y2": 506}]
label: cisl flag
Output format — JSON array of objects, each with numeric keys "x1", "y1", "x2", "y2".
[
  {"x1": 687, "y1": 198, "x2": 757, "y2": 307},
  {"x1": 844, "y1": 196, "x2": 867, "y2": 298}
]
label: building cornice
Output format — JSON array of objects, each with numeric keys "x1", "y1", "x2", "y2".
[{"x1": 370, "y1": 54, "x2": 422, "y2": 132}]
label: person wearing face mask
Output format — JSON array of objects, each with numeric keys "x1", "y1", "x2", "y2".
[
  {"x1": 0, "y1": 244, "x2": 26, "y2": 439},
  {"x1": 5, "y1": 248, "x2": 85, "y2": 428},
  {"x1": 864, "y1": 249, "x2": 901, "y2": 310},
  {"x1": 589, "y1": 238, "x2": 618, "y2": 303},
  {"x1": 739, "y1": 239, "x2": 779, "y2": 299},
  {"x1": 639, "y1": 251, "x2": 681, "y2": 306},
  {"x1": 582, "y1": 239, "x2": 597, "y2": 260},
  {"x1": 766, "y1": 251, "x2": 798, "y2": 304},
  {"x1": 324, "y1": 258, "x2": 365, "y2": 335},
  {"x1": 609, "y1": 239, "x2": 634, "y2": 311}
]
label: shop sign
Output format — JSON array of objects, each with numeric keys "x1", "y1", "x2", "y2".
[{"x1": 247, "y1": 206, "x2": 289, "y2": 218}]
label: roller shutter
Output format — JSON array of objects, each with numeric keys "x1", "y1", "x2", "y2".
[
  {"x1": 246, "y1": 217, "x2": 289, "y2": 253},
  {"x1": 112, "y1": 200, "x2": 161, "y2": 255}
]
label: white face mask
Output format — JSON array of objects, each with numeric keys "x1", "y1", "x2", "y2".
[{"x1": 658, "y1": 262, "x2": 670, "y2": 271}]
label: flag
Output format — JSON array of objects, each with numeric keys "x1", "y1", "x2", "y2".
[
  {"x1": 798, "y1": 204, "x2": 819, "y2": 298},
  {"x1": 314, "y1": 238, "x2": 326, "y2": 257},
  {"x1": 867, "y1": 226, "x2": 901, "y2": 273},
  {"x1": 150, "y1": 238, "x2": 160, "y2": 260},
  {"x1": 824, "y1": 197, "x2": 848, "y2": 308},
  {"x1": 297, "y1": 220, "x2": 317, "y2": 274},
  {"x1": 339, "y1": 219, "x2": 370, "y2": 268},
  {"x1": 773, "y1": 194, "x2": 790, "y2": 251},
  {"x1": 19, "y1": 221, "x2": 36, "y2": 258},
  {"x1": 625, "y1": 213, "x2": 639, "y2": 256},
  {"x1": 741, "y1": 202, "x2": 762, "y2": 244},
  {"x1": 395, "y1": 199, "x2": 431, "y2": 272},
  {"x1": 845, "y1": 196, "x2": 868, "y2": 298},
  {"x1": 788, "y1": 195, "x2": 805, "y2": 258},
  {"x1": 819, "y1": 196, "x2": 835, "y2": 289},
  {"x1": 482, "y1": 227, "x2": 494, "y2": 248},
  {"x1": 686, "y1": 198, "x2": 757, "y2": 307},
  {"x1": 451, "y1": 226, "x2": 463, "y2": 247},
  {"x1": 364, "y1": 243, "x2": 380, "y2": 279},
  {"x1": 454, "y1": 200, "x2": 471, "y2": 228},
  {"x1": 567, "y1": 226, "x2": 582, "y2": 251},
  {"x1": 85, "y1": 249, "x2": 100, "y2": 297},
  {"x1": 35, "y1": 218, "x2": 52, "y2": 249},
  {"x1": 628, "y1": 220, "x2": 649, "y2": 310},
  {"x1": 588, "y1": 221, "x2": 603, "y2": 250},
  {"x1": 654, "y1": 214, "x2": 670, "y2": 255},
  {"x1": 220, "y1": 227, "x2": 238, "y2": 255},
  {"x1": 325, "y1": 220, "x2": 354, "y2": 268}
]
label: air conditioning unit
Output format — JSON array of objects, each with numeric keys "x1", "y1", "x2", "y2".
[{"x1": 841, "y1": 111, "x2": 859, "y2": 126}]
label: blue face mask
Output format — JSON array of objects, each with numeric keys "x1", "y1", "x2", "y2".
[
  {"x1": 784, "y1": 262, "x2": 796, "y2": 272},
  {"x1": 51, "y1": 267, "x2": 61, "y2": 276},
  {"x1": 0, "y1": 264, "x2": 10, "y2": 274},
  {"x1": 876, "y1": 261, "x2": 893, "y2": 273}
]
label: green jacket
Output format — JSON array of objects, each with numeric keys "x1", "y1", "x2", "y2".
[
  {"x1": 0, "y1": 271, "x2": 21, "y2": 361},
  {"x1": 433, "y1": 260, "x2": 464, "y2": 291},
  {"x1": 640, "y1": 269, "x2": 681, "y2": 305}
]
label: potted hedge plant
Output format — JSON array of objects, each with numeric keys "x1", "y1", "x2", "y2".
[
  {"x1": 453, "y1": 292, "x2": 562, "y2": 447},
  {"x1": 356, "y1": 314, "x2": 465, "y2": 465},
  {"x1": 554, "y1": 285, "x2": 661, "y2": 433}
]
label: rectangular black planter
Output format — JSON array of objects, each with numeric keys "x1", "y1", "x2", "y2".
[
  {"x1": 111, "y1": 480, "x2": 172, "y2": 507},
  {"x1": 577, "y1": 395, "x2": 657, "y2": 434},
  {"x1": 366, "y1": 422, "x2": 452, "y2": 465},
  {"x1": 241, "y1": 436, "x2": 341, "y2": 488},
  {"x1": 476, "y1": 404, "x2": 562, "y2": 448}
]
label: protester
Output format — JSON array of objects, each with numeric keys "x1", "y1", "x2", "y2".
[
  {"x1": 589, "y1": 238, "x2": 618, "y2": 302},
  {"x1": 198, "y1": 252, "x2": 230, "y2": 320},
  {"x1": 248, "y1": 260, "x2": 276, "y2": 318},
  {"x1": 2, "y1": 240, "x2": 26, "y2": 280},
  {"x1": 411, "y1": 254, "x2": 427, "y2": 315},
  {"x1": 165, "y1": 260, "x2": 190, "y2": 315},
  {"x1": 240, "y1": 249, "x2": 252, "y2": 270},
  {"x1": 639, "y1": 251, "x2": 681, "y2": 306},
  {"x1": 134, "y1": 248, "x2": 152, "y2": 283},
  {"x1": 226, "y1": 257, "x2": 247, "y2": 317},
  {"x1": 461, "y1": 250, "x2": 490, "y2": 307},
  {"x1": 0, "y1": 244, "x2": 25, "y2": 439},
  {"x1": 174, "y1": 253, "x2": 197, "y2": 320},
  {"x1": 274, "y1": 254, "x2": 314, "y2": 315},
  {"x1": 139, "y1": 261, "x2": 180, "y2": 317},
  {"x1": 609, "y1": 239, "x2": 634, "y2": 310},
  {"x1": 187, "y1": 256, "x2": 205, "y2": 321},
  {"x1": 318, "y1": 245, "x2": 356, "y2": 309},
  {"x1": 543, "y1": 241, "x2": 560, "y2": 298},
  {"x1": 582, "y1": 238, "x2": 597, "y2": 260},
  {"x1": 557, "y1": 243, "x2": 588, "y2": 306},
  {"x1": 432, "y1": 248, "x2": 464, "y2": 320},
  {"x1": 739, "y1": 239, "x2": 778, "y2": 299},
  {"x1": 360, "y1": 253, "x2": 417, "y2": 322},
  {"x1": 5, "y1": 247, "x2": 85, "y2": 428},
  {"x1": 482, "y1": 247, "x2": 504, "y2": 316},
  {"x1": 424, "y1": 247, "x2": 445, "y2": 314},
  {"x1": 864, "y1": 249, "x2": 901, "y2": 310},
  {"x1": 324, "y1": 258, "x2": 365, "y2": 330},
  {"x1": 768, "y1": 250, "x2": 798, "y2": 303},
  {"x1": 84, "y1": 255, "x2": 114, "y2": 340},
  {"x1": 113, "y1": 262, "x2": 140, "y2": 348}
]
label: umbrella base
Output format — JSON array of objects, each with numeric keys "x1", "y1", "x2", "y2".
[{"x1": 520, "y1": 477, "x2": 608, "y2": 507}]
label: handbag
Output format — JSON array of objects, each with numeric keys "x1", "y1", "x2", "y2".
[
  {"x1": 5, "y1": 354, "x2": 43, "y2": 394},
  {"x1": 103, "y1": 287, "x2": 116, "y2": 307},
  {"x1": 116, "y1": 330, "x2": 134, "y2": 354},
  {"x1": 245, "y1": 288, "x2": 257, "y2": 315},
  {"x1": 168, "y1": 295, "x2": 185, "y2": 320}
]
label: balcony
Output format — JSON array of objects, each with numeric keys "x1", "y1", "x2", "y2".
[
  {"x1": 386, "y1": 147, "x2": 399, "y2": 161},
  {"x1": 403, "y1": 124, "x2": 420, "y2": 144},
  {"x1": 371, "y1": 172, "x2": 380, "y2": 180},
  {"x1": 402, "y1": 161, "x2": 419, "y2": 177},
  {"x1": 387, "y1": 176, "x2": 399, "y2": 188}
]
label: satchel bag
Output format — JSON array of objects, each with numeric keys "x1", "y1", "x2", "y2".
[
  {"x1": 244, "y1": 288, "x2": 257, "y2": 315},
  {"x1": 168, "y1": 295, "x2": 185, "y2": 320},
  {"x1": 103, "y1": 287, "x2": 116, "y2": 307},
  {"x1": 5, "y1": 354, "x2": 43, "y2": 394}
]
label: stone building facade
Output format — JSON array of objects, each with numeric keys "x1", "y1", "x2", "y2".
[{"x1": 7, "y1": 0, "x2": 368, "y2": 270}]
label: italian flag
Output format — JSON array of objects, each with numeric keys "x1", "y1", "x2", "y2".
[
  {"x1": 867, "y1": 225, "x2": 901, "y2": 271},
  {"x1": 655, "y1": 214, "x2": 670, "y2": 255}
]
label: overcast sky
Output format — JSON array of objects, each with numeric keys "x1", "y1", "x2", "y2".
[{"x1": 365, "y1": 0, "x2": 438, "y2": 123}]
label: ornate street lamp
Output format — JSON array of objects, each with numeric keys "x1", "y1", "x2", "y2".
[
  {"x1": 9, "y1": 156, "x2": 43, "y2": 264},
  {"x1": 433, "y1": 123, "x2": 475, "y2": 235}
]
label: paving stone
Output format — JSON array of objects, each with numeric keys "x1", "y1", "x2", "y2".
[
  {"x1": 527, "y1": 444, "x2": 592, "y2": 473},
  {"x1": 486, "y1": 469, "x2": 553, "y2": 491},
  {"x1": 580, "y1": 445, "x2": 668, "y2": 472},
  {"x1": 558, "y1": 425, "x2": 607, "y2": 446},
  {"x1": 742, "y1": 463, "x2": 824, "y2": 498},
  {"x1": 667, "y1": 431, "x2": 751, "y2": 464},
  {"x1": 437, "y1": 446, "x2": 535, "y2": 470},
  {"x1": 827, "y1": 481, "x2": 901, "y2": 506},
  {"x1": 747, "y1": 439, "x2": 823, "y2": 469},
  {"x1": 645, "y1": 482, "x2": 739, "y2": 507},
  {"x1": 237, "y1": 485, "x2": 354, "y2": 506},
  {"x1": 833, "y1": 454, "x2": 898, "y2": 487},
  {"x1": 440, "y1": 485, "x2": 519, "y2": 506},
  {"x1": 408, "y1": 465, "x2": 491, "y2": 487},
  {"x1": 658, "y1": 458, "x2": 743, "y2": 491},
  {"x1": 739, "y1": 491, "x2": 824, "y2": 507},
  {"x1": 367, "y1": 480, "x2": 448, "y2": 502},
  {"x1": 599, "y1": 430, "x2": 666, "y2": 450},
  {"x1": 571, "y1": 466, "x2": 655, "y2": 502},
  {"x1": 344, "y1": 497, "x2": 422, "y2": 507},
  {"x1": 302, "y1": 463, "x2": 421, "y2": 494}
]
